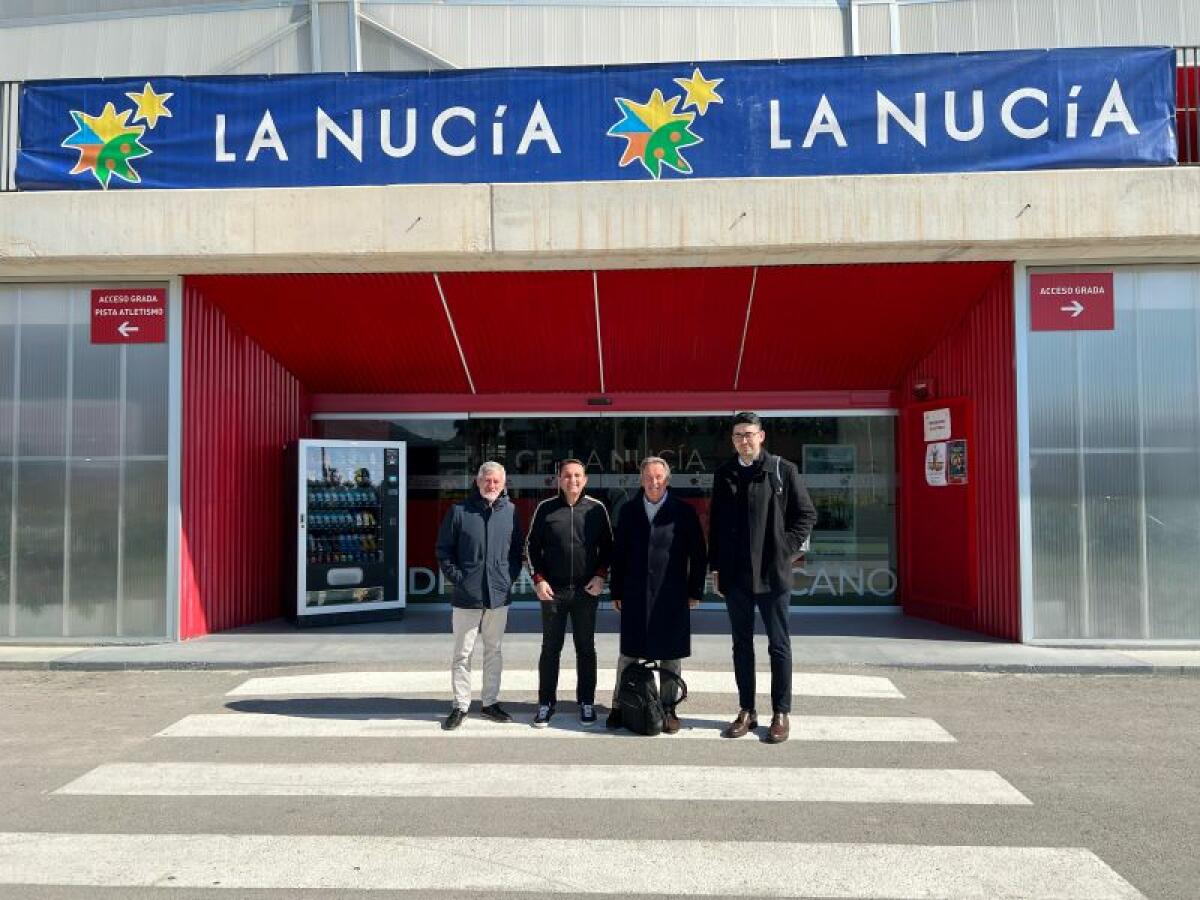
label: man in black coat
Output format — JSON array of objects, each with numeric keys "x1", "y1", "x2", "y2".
[
  {"x1": 435, "y1": 461, "x2": 525, "y2": 731},
  {"x1": 606, "y1": 456, "x2": 707, "y2": 735},
  {"x1": 709, "y1": 411, "x2": 817, "y2": 744}
]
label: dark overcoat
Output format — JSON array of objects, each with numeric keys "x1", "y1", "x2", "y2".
[{"x1": 610, "y1": 491, "x2": 707, "y2": 660}]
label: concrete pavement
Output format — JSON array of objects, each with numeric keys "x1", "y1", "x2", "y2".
[{"x1": 2, "y1": 606, "x2": 1198, "y2": 672}]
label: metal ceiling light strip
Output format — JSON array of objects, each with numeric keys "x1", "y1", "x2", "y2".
[
  {"x1": 732, "y1": 266, "x2": 759, "y2": 391},
  {"x1": 593, "y1": 270, "x2": 606, "y2": 394},
  {"x1": 433, "y1": 273, "x2": 476, "y2": 394}
]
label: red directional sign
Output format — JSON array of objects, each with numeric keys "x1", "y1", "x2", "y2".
[
  {"x1": 91, "y1": 288, "x2": 167, "y2": 344},
  {"x1": 1029, "y1": 273, "x2": 1114, "y2": 331}
]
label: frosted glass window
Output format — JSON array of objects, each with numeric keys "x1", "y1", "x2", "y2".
[
  {"x1": 0, "y1": 283, "x2": 169, "y2": 640},
  {"x1": 1028, "y1": 268, "x2": 1200, "y2": 640}
]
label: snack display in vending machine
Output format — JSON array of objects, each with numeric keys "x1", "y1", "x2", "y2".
[{"x1": 289, "y1": 439, "x2": 406, "y2": 624}]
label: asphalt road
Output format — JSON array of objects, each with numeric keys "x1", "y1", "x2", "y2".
[{"x1": 0, "y1": 666, "x2": 1196, "y2": 899}]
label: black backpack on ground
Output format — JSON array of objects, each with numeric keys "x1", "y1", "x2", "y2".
[{"x1": 616, "y1": 660, "x2": 689, "y2": 736}]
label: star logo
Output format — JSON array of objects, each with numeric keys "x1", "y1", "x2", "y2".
[
  {"x1": 125, "y1": 82, "x2": 173, "y2": 129},
  {"x1": 606, "y1": 70, "x2": 724, "y2": 180},
  {"x1": 61, "y1": 99, "x2": 152, "y2": 188},
  {"x1": 674, "y1": 68, "x2": 724, "y2": 115}
]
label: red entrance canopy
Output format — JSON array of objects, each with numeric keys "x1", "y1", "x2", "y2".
[{"x1": 189, "y1": 261, "x2": 1008, "y2": 405}]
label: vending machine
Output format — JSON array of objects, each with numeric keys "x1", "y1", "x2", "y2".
[{"x1": 291, "y1": 439, "x2": 406, "y2": 624}]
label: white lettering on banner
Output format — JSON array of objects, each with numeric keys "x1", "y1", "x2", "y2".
[
  {"x1": 212, "y1": 104, "x2": 561, "y2": 163},
  {"x1": 769, "y1": 99, "x2": 791, "y2": 149},
  {"x1": 877, "y1": 91, "x2": 927, "y2": 146},
  {"x1": 381, "y1": 109, "x2": 417, "y2": 158},
  {"x1": 214, "y1": 114, "x2": 235, "y2": 163},
  {"x1": 766, "y1": 80, "x2": 1136, "y2": 151},
  {"x1": 247, "y1": 110, "x2": 288, "y2": 162},
  {"x1": 944, "y1": 90, "x2": 984, "y2": 142},
  {"x1": 802, "y1": 95, "x2": 847, "y2": 148},
  {"x1": 492, "y1": 105, "x2": 507, "y2": 155},
  {"x1": 1066, "y1": 85, "x2": 1082, "y2": 138},
  {"x1": 516, "y1": 101, "x2": 561, "y2": 155},
  {"x1": 432, "y1": 107, "x2": 476, "y2": 157},
  {"x1": 1092, "y1": 79, "x2": 1139, "y2": 137},
  {"x1": 317, "y1": 108, "x2": 363, "y2": 161},
  {"x1": 1001, "y1": 88, "x2": 1049, "y2": 139}
]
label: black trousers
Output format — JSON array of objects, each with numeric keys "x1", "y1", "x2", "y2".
[
  {"x1": 537, "y1": 594, "x2": 599, "y2": 705},
  {"x1": 724, "y1": 585, "x2": 793, "y2": 714}
]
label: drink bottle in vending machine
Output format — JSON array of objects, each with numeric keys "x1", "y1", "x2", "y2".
[{"x1": 290, "y1": 439, "x2": 407, "y2": 625}]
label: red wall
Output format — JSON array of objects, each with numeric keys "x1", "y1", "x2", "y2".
[
  {"x1": 180, "y1": 281, "x2": 310, "y2": 639},
  {"x1": 898, "y1": 270, "x2": 1019, "y2": 639}
]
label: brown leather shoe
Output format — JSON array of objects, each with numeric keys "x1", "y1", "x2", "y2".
[
  {"x1": 766, "y1": 712, "x2": 790, "y2": 744},
  {"x1": 662, "y1": 710, "x2": 681, "y2": 735},
  {"x1": 722, "y1": 709, "x2": 758, "y2": 738}
]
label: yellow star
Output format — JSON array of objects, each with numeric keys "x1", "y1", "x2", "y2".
[
  {"x1": 83, "y1": 102, "x2": 141, "y2": 143},
  {"x1": 674, "y1": 68, "x2": 724, "y2": 116},
  {"x1": 125, "y1": 82, "x2": 173, "y2": 129},
  {"x1": 626, "y1": 89, "x2": 688, "y2": 132}
]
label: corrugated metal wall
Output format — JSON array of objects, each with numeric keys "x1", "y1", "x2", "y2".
[
  {"x1": 898, "y1": 267, "x2": 1020, "y2": 640},
  {"x1": 8, "y1": 0, "x2": 1196, "y2": 80},
  {"x1": 180, "y1": 281, "x2": 309, "y2": 640}
]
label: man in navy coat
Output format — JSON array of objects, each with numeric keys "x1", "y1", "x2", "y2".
[{"x1": 606, "y1": 456, "x2": 707, "y2": 734}]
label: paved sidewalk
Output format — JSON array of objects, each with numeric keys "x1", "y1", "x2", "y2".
[{"x1": 2, "y1": 607, "x2": 1198, "y2": 672}]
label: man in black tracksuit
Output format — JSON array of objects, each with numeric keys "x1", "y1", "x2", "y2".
[
  {"x1": 525, "y1": 458, "x2": 613, "y2": 727},
  {"x1": 709, "y1": 411, "x2": 817, "y2": 744}
]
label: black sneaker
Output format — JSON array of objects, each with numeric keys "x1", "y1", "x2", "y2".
[
  {"x1": 579, "y1": 704, "x2": 597, "y2": 726},
  {"x1": 605, "y1": 708, "x2": 623, "y2": 730},
  {"x1": 532, "y1": 704, "x2": 554, "y2": 728},
  {"x1": 442, "y1": 708, "x2": 466, "y2": 731},
  {"x1": 479, "y1": 703, "x2": 513, "y2": 723}
]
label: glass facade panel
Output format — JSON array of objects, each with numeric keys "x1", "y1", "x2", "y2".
[
  {"x1": 1029, "y1": 452, "x2": 1083, "y2": 638},
  {"x1": 1028, "y1": 267, "x2": 1200, "y2": 639},
  {"x1": 121, "y1": 460, "x2": 167, "y2": 637},
  {"x1": 67, "y1": 460, "x2": 121, "y2": 636},
  {"x1": 14, "y1": 460, "x2": 66, "y2": 636},
  {"x1": 70, "y1": 289, "x2": 122, "y2": 459},
  {"x1": 0, "y1": 283, "x2": 170, "y2": 640},
  {"x1": 124, "y1": 342, "x2": 170, "y2": 457},
  {"x1": 318, "y1": 414, "x2": 898, "y2": 607},
  {"x1": 17, "y1": 286, "x2": 71, "y2": 458}
]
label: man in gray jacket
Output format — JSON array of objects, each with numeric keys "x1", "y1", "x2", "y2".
[{"x1": 435, "y1": 461, "x2": 525, "y2": 730}]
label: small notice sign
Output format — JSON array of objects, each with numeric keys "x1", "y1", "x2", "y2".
[
  {"x1": 923, "y1": 408, "x2": 951, "y2": 442},
  {"x1": 91, "y1": 288, "x2": 167, "y2": 344},
  {"x1": 925, "y1": 442, "x2": 948, "y2": 487},
  {"x1": 947, "y1": 439, "x2": 968, "y2": 485},
  {"x1": 1030, "y1": 273, "x2": 1115, "y2": 331}
]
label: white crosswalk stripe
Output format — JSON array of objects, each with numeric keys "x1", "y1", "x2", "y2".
[
  {"x1": 0, "y1": 666, "x2": 1146, "y2": 898},
  {"x1": 158, "y1": 712, "x2": 957, "y2": 742},
  {"x1": 58, "y1": 761, "x2": 1030, "y2": 804},
  {"x1": 0, "y1": 833, "x2": 1145, "y2": 898},
  {"x1": 226, "y1": 668, "x2": 905, "y2": 698}
]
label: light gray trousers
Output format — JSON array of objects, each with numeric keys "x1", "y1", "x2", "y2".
[
  {"x1": 451, "y1": 606, "x2": 509, "y2": 711},
  {"x1": 612, "y1": 654, "x2": 683, "y2": 708}
]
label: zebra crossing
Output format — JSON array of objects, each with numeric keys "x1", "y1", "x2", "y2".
[{"x1": 0, "y1": 666, "x2": 1146, "y2": 898}]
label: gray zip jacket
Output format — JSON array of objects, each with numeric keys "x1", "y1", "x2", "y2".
[{"x1": 435, "y1": 487, "x2": 525, "y2": 609}]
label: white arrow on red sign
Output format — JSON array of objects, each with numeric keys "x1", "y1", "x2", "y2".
[
  {"x1": 117, "y1": 321, "x2": 140, "y2": 338},
  {"x1": 1059, "y1": 300, "x2": 1085, "y2": 318}
]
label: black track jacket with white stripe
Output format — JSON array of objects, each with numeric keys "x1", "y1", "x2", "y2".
[{"x1": 525, "y1": 493, "x2": 614, "y2": 595}]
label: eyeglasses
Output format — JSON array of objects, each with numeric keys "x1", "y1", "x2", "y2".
[{"x1": 732, "y1": 431, "x2": 761, "y2": 441}]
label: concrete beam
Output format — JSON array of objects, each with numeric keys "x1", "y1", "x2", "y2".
[{"x1": 1, "y1": 167, "x2": 1199, "y2": 276}]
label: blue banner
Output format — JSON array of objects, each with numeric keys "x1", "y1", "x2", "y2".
[{"x1": 16, "y1": 47, "x2": 1175, "y2": 191}]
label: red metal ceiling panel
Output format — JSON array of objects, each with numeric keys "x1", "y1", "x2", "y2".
[
  {"x1": 188, "y1": 274, "x2": 470, "y2": 394},
  {"x1": 597, "y1": 267, "x2": 752, "y2": 392},
  {"x1": 440, "y1": 270, "x2": 599, "y2": 393},
  {"x1": 737, "y1": 263, "x2": 1010, "y2": 392}
]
